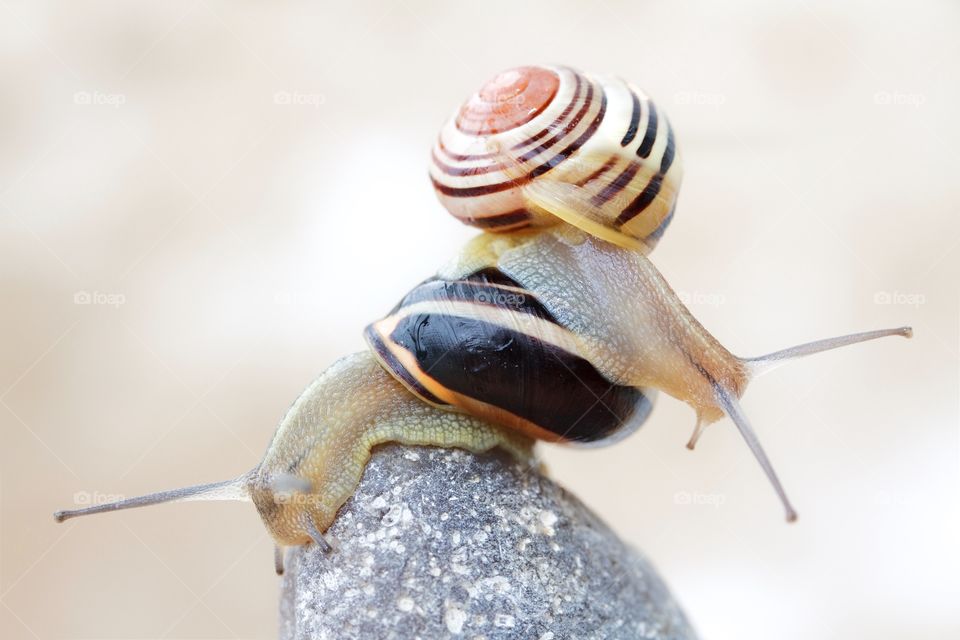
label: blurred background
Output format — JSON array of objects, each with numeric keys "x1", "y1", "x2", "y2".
[{"x1": 1, "y1": 1, "x2": 957, "y2": 638}]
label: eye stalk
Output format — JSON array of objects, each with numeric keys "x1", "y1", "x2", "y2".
[
  {"x1": 53, "y1": 475, "x2": 252, "y2": 523},
  {"x1": 718, "y1": 326, "x2": 914, "y2": 522}
]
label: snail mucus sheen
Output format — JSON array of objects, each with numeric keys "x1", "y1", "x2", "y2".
[{"x1": 54, "y1": 65, "x2": 911, "y2": 571}]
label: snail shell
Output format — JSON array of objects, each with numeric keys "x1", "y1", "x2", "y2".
[
  {"x1": 364, "y1": 241, "x2": 656, "y2": 446},
  {"x1": 430, "y1": 65, "x2": 682, "y2": 251}
]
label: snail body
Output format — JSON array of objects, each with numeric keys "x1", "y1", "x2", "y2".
[
  {"x1": 250, "y1": 351, "x2": 531, "y2": 546},
  {"x1": 55, "y1": 65, "x2": 912, "y2": 572},
  {"x1": 57, "y1": 351, "x2": 531, "y2": 569}
]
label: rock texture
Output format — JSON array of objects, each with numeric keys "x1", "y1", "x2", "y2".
[{"x1": 279, "y1": 445, "x2": 697, "y2": 640}]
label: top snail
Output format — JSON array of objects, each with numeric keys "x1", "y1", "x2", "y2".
[{"x1": 54, "y1": 65, "x2": 911, "y2": 572}]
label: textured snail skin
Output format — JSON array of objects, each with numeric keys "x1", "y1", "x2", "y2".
[
  {"x1": 437, "y1": 227, "x2": 747, "y2": 421},
  {"x1": 249, "y1": 352, "x2": 533, "y2": 546}
]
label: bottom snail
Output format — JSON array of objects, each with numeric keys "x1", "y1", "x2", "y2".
[
  {"x1": 55, "y1": 225, "x2": 910, "y2": 572},
  {"x1": 56, "y1": 350, "x2": 532, "y2": 573}
]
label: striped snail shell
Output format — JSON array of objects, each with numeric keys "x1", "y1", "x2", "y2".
[
  {"x1": 365, "y1": 263, "x2": 655, "y2": 445},
  {"x1": 430, "y1": 65, "x2": 682, "y2": 251}
]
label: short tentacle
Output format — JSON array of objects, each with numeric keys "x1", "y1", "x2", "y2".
[
  {"x1": 300, "y1": 513, "x2": 333, "y2": 553},
  {"x1": 686, "y1": 417, "x2": 706, "y2": 451},
  {"x1": 274, "y1": 545, "x2": 286, "y2": 575}
]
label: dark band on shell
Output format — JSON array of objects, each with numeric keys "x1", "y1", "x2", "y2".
[{"x1": 365, "y1": 268, "x2": 655, "y2": 443}]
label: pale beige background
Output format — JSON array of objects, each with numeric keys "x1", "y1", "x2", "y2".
[{"x1": 1, "y1": 1, "x2": 957, "y2": 638}]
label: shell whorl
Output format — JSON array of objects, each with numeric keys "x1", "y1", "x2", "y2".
[{"x1": 430, "y1": 65, "x2": 683, "y2": 250}]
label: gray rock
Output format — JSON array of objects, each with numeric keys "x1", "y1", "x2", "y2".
[{"x1": 279, "y1": 445, "x2": 697, "y2": 640}]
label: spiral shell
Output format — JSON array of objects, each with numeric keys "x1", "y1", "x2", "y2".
[
  {"x1": 430, "y1": 65, "x2": 682, "y2": 250},
  {"x1": 365, "y1": 265, "x2": 655, "y2": 444}
]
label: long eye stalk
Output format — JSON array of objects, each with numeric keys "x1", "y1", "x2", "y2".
[
  {"x1": 722, "y1": 325, "x2": 912, "y2": 521},
  {"x1": 744, "y1": 327, "x2": 912, "y2": 377},
  {"x1": 54, "y1": 475, "x2": 251, "y2": 523},
  {"x1": 714, "y1": 384, "x2": 798, "y2": 522}
]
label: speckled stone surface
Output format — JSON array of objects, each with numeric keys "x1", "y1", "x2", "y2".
[{"x1": 279, "y1": 445, "x2": 697, "y2": 640}]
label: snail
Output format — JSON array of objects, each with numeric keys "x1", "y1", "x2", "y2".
[
  {"x1": 374, "y1": 64, "x2": 911, "y2": 521},
  {"x1": 54, "y1": 65, "x2": 911, "y2": 573},
  {"x1": 55, "y1": 351, "x2": 532, "y2": 574}
]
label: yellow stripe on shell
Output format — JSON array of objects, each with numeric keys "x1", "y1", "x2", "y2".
[
  {"x1": 384, "y1": 298, "x2": 588, "y2": 357},
  {"x1": 367, "y1": 315, "x2": 463, "y2": 409}
]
